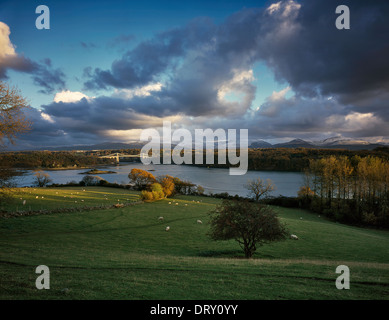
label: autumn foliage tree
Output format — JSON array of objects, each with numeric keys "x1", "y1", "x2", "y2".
[
  {"x1": 208, "y1": 200, "x2": 288, "y2": 258},
  {"x1": 157, "y1": 175, "x2": 175, "y2": 197},
  {"x1": 304, "y1": 155, "x2": 389, "y2": 226},
  {"x1": 128, "y1": 168, "x2": 156, "y2": 190}
]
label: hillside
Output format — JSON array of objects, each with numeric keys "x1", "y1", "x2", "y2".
[{"x1": 1, "y1": 187, "x2": 388, "y2": 300}]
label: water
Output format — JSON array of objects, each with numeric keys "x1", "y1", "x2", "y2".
[{"x1": 12, "y1": 164, "x2": 304, "y2": 197}]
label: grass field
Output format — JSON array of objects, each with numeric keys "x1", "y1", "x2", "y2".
[{"x1": 1, "y1": 186, "x2": 389, "y2": 300}]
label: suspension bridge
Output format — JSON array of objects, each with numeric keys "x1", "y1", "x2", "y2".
[{"x1": 98, "y1": 153, "x2": 148, "y2": 163}]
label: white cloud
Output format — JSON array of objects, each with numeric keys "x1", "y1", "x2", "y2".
[
  {"x1": 40, "y1": 111, "x2": 55, "y2": 123},
  {"x1": 217, "y1": 69, "x2": 255, "y2": 111},
  {"x1": 266, "y1": 0, "x2": 301, "y2": 18},
  {"x1": 113, "y1": 82, "x2": 163, "y2": 99},
  {"x1": 54, "y1": 90, "x2": 90, "y2": 103},
  {"x1": 0, "y1": 21, "x2": 16, "y2": 60}
]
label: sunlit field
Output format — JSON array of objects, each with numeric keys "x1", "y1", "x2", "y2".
[{"x1": 1, "y1": 187, "x2": 389, "y2": 299}]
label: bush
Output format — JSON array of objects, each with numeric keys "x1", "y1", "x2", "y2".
[
  {"x1": 81, "y1": 175, "x2": 106, "y2": 186},
  {"x1": 141, "y1": 190, "x2": 154, "y2": 201}
]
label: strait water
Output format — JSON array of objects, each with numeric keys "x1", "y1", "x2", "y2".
[{"x1": 13, "y1": 163, "x2": 304, "y2": 197}]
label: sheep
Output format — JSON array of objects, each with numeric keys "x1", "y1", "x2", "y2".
[
  {"x1": 300, "y1": 217, "x2": 303, "y2": 220},
  {"x1": 36, "y1": 196, "x2": 39, "y2": 199},
  {"x1": 185, "y1": 204, "x2": 188, "y2": 206},
  {"x1": 168, "y1": 202, "x2": 171, "y2": 205},
  {"x1": 23, "y1": 200, "x2": 26, "y2": 205},
  {"x1": 197, "y1": 220, "x2": 202, "y2": 224},
  {"x1": 290, "y1": 234, "x2": 299, "y2": 240},
  {"x1": 165, "y1": 226, "x2": 170, "y2": 231},
  {"x1": 158, "y1": 216, "x2": 164, "y2": 221},
  {"x1": 175, "y1": 203, "x2": 179, "y2": 205}
]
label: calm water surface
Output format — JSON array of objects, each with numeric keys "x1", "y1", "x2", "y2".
[{"x1": 13, "y1": 164, "x2": 303, "y2": 197}]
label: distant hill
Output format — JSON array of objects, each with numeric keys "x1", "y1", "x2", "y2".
[
  {"x1": 273, "y1": 139, "x2": 315, "y2": 149},
  {"x1": 249, "y1": 137, "x2": 387, "y2": 150},
  {"x1": 249, "y1": 140, "x2": 273, "y2": 148}
]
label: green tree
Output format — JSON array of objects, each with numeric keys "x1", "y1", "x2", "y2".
[{"x1": 208, "y1": 200, "x2": 288, "y2": 258}]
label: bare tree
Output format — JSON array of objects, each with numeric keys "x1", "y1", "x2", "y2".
[
  {"x1": 0, "y1": 81, "x2": 31, "y2": 147},
  {"x1": 245, "y1": 177, "x2": 275, "y2": 201},
  {"x1": 33, "y1": 170, "x2": 52, "y2": 187}
]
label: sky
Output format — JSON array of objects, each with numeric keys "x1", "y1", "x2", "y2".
[{"x1": 1, "y1": 0, "x2": 389, "y2": 150}]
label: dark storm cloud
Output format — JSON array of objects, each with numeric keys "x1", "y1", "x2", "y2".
[
  {"x1": 0, "y1": 53, "x2": 66, "y2": 94},
  {"x1": 257, "y1": 0, "x2": 389, "y2": 105},
  {"x1": 0, "y1": 21, "x2": 66, "y2": 94},
  {"x1": 83, "y1": 0, "x2": 389, "y2": 122},
  {"x1": 22, "y1": 0, "x2": 389, "y2": 147}
]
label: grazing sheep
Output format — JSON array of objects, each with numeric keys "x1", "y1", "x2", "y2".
[
  {"x1": 185, "y1": 204, "x2": 188, "y2": 206},
  {"x1": 290, "y1": 234, "x2": 299, "y2": 240},
  {"x1": 175, "y1": 203, "x2": 178, "y2": 205},
  {"x1": 158, "y1": 216, "x2": 164, "y2": 221},
  {"x1": 197, "y1": 220, "x2": 202, "y2": 224},
  {"x1": 36, "y1": 196, "x2": 39, "y2": 199},
  {"x1": 23, "y1": 200, "x2": 26, "y2": 205},
  {"x1": 168, "y1": 202, "x2": 172, "y2": 205},
  {"x1": 300, "y1": 217, "x2": 303, "y2": 220},
  {"x1": 165, "y1": 226, "x2": 170, "y2": 231}
]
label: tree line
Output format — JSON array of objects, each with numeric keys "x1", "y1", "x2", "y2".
[
  {"x1": 0, "y1": 151, "x2": 111, "y2": 169},
  {"x1": 2, "y1": 147, "x2": 389, "y2": 172},
  {"x1": 299, "y1": 155, "x2": 389, "y2": 227}
]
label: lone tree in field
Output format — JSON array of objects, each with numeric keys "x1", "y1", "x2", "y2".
[
  {"x1": 208, "y1": 200, "x2": 288, "y2": 258},
  {"x1": 245, "y1": 177, "x2": 275, "y2": 202},
  {"x1": 0, "y1": 81, "x2": 31, "y2": 147}
]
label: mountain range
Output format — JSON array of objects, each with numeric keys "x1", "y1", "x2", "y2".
[
  {"x1": 249, "y1": 137, "x2": 387, "y2": 150},
  {"x1": 6, "y1": 137, "x2": 388, "y2": 152}
]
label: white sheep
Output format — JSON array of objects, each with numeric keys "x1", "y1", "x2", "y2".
[
  {"x1": 158, "y1": 216, "x2": 164, "y2": 221},
  {"x1": 185, "y1": 204, "x2": 188, "y2": 206},
  {"x1": 168, "y1": 202, "x2": 171, "y2": 205},
  {"x1": 165, "y1": 226, "x2": 170, "y2": 231},
  {"x1": 290, "y1": 234, "x2": 299, "y2": 240},
  {"x1": 175, "y1": 203, "x2": 178, "y2": 205},
  {"x1": 197, "y1": 220, "x2": 202, "y2": 224}
]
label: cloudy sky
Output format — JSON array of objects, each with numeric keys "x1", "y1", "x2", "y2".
[{"x1": 1, "y1": 0, "x2": 388, "y2": 150}]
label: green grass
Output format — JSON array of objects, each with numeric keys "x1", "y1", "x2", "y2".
[
  {"x1": 0, "y1": 186, "x2": 139, "y2": 212},
  {"x1": 1, "y1": 187, "x2": 389, "y2": 300}
]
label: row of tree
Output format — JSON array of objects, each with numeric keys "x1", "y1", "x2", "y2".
[
  {"x1": 128, "y1": 168, "x2": 204, "y2": 201},
  {"x1": 299, "y1": 155, "x2": 389, "y2": 227},
  {"x1": 3, "y1": 147, "x2": 389, "y2": 173}
]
